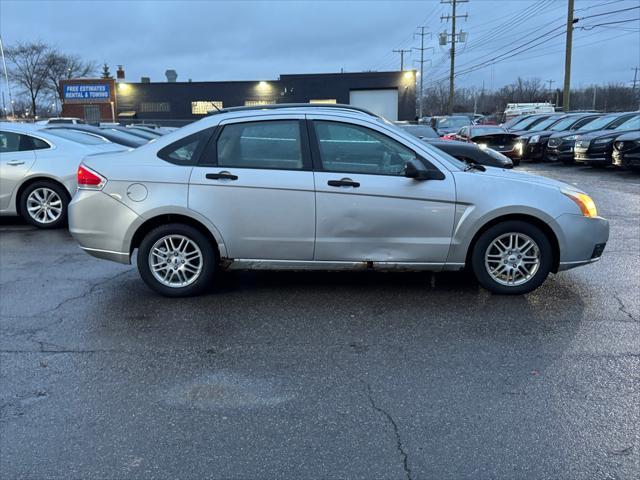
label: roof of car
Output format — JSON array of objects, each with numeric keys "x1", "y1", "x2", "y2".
[{"x1": 207, "y1": 103, "x2": 380, "y2": 119}]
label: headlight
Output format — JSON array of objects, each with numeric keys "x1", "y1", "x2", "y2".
[
  {"x1": 562, "y1": 189, "x2": 598, "y2": 218},
  {"x1": 529, "y1": 135, "x2": 540, "y2": 144},
  {"x1": 477, "y1": 143, "x2": 488, "y2": 149},
  {"x1": 563, "y1": 135, "x2": 577, "y2": 141},
  {"x1": 593, "y1": 137, "x2": 611, "y2": 145}
]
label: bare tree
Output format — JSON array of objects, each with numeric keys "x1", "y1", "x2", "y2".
[
  {"x1": 5, "y1": 41, "x2": 51, "y2": 117},
  {"x1": 46, "y1": 52, "x2": 96, "y2": 103}
]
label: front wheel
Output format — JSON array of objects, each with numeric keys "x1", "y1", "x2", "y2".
[
  {"x1": 471, "y1": 221, "x2": 552, "y2": 294},
  {"x1": 137, "y1": 223, "x2": 216, "y2": 297}
]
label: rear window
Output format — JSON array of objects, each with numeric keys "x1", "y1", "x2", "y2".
[
  {"x1": 45, "y1": 129, "x2": 108, "y2": 145},
  {"x1": 157, "y1": 128, "x2": 213, "y2": 165}
]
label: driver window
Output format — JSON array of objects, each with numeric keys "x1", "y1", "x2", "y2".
[{"x1": 313, "y1": 121, "x2": 417, "y2": 176}]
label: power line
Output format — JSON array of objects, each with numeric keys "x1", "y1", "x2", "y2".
[{"x1": 413, "y1": 26, "x2": 433, "y2": 118}]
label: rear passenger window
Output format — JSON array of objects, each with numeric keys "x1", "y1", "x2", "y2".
[
  {"x1": 0, "y1": 131, "x2": 20, "y2": 153},
  {"x1": 216, "y1": 120, "x2": 303, "y2": 170},
  {"x1": 313, "y1": 121, "x2": 417, "y2": 176},
  {"x1": 158, "y1": 129, "x2": 212, "y2": 165},
  {"x1": 29, "y1": 137, "x2": 50, "y2": 150}
]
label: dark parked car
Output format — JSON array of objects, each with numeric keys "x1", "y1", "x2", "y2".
[
  {"x1": 505, "y1": 113, "x2": 559, "y2": 134},
  {"x1": 43, "y1": 124, "x2": 146, "y2": 148},
  {"x1": 515, "y1": 114, "x2": 601, "y2": 162},
  {"x1": 395, "y1": 123, "x2": 439, "y2": 139},
  {"x1": 449, "y1": 125, "x2": 520, "y2": 162},
  {"x1": 427, "y1": 140, "x2": 513, "y2": 169},
  {"x1": 574, "y1": 115, "x2": 640, "y2": 167},
  {"x1": 546, "y1": 112, "x2": 639, "y2": 163},
  {"x1": 430, "y1": 115, "x2": 473, "y2": 136},
  {"x1": 612, "y1": 131, "x2": 640, "y2": 171}
]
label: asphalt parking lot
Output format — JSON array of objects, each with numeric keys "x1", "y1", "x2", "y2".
[{"x1": 1, "y1": 163, "x2": 638, "y2": 480}]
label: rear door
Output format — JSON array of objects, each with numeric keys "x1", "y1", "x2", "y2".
[
  {"x1": 0, "y1": 131, "x2": 38, "y2": 211},
  {"x1": 188, "y1": 115, "x2": 316, "y2": 260},
  {"x1": 308, "y1": 116, "x2": 456, "y2": 264}
]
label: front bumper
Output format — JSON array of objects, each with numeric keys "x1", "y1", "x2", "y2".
[
  {"x1": 521, "y1": 142, "x2": 545, "y2": 161},
  {"x1": 574, "y1": 147, "x2": 611, "y2": 165},
  {"x1": 555, "y1": 213, "x2": 609, "y2": 271},
  {"x1": 68, "y1": 189, "x2": 140, "y2": 264},
  {"x1": 612, "y1": 151, "x2": 640, "y2": 168},
  {"x1": 545, "y1": 143, "x2": 575, "y2": 163}
]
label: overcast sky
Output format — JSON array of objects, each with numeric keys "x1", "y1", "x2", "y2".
[{"x1": 1, "y1": 0, "x2": 639, "y2": 91}]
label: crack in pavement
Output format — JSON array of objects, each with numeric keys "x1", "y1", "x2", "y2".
[
  {"x1": 364, "y1": 382, "x2": 412, "y2": 480},
  {"x1": 613, "y1": 294, "x2": 638, "y2": 322},
  {"x1": 2, "y1": 268, "x2": 134, "y2": 324}
]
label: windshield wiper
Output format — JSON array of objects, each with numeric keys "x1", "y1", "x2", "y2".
[{"x1": 464, "y1": 162, "x2": 486, "y2": 172}]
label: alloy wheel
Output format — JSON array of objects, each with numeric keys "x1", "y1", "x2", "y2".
[
  {"x1": 484, "y1": 232, "x2": 541, "y2": 287},
  {"x1": 26, "y1": 187, "x2": 63, "y2": 225},
  {"x1": 149, "y1": 235, "x2": 203, "y2": 288}
]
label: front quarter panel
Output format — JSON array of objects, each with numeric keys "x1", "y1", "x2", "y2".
[{"x1": 446, "y1": 170, "x2": 582, "y2": 265}]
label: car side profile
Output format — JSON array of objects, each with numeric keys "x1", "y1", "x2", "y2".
[
  {"x1": 0, "y1": 122, "x2": 126, "y2": 228},
  {"x1": 68, "y1": 104, "x2": 609, "y2": 297}
]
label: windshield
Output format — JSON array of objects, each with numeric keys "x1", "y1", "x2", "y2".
[
  {"x1": 550, "y1": 116, "x2": 582, "y2": 131},
  {"x1": 436, "y1": 117, "x2": 470, "y2": 129},
  {"x1": 124, "y1": 128, "x2": 160, "y2": 140},
  {"x1": 615, "y1": 115, "x2": 640, "y2": 131},
  {"x1": 529, "y1": 116, "x2": 562, "y2": 131},
  {"x1": 503, "y1": 116, "x2": 530, "y2": 129},
  {"x1": 45, "y1": 129, "x2": 108, "y2": 145},
  {"x1": 515, "y1": 115, "x2": 552, "y2": 130},
  {"x1": 471, "y1": 127, "x2": 505, "y2": 136},
  {"x1": 577, "y1": 115, "x2": 614, "y2": 131},
  {"x1": 400, "y1": 125, "x2": 439, "y2": 138},
  {"x1": 103, "y1": 130, "x2": 146, "y2": 146}
]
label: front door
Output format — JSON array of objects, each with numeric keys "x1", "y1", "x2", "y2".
[
  {"x1": 0, "y1": 131, "x2": 37, "y2": 211},
  {"x1": 188, "y1": 116, "x2": 316, "y2": 260},
  {"x1": 309, "y1": 118, "x2": 456, "y2": 263}
]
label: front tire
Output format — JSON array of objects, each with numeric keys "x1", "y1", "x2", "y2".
[
  {"x1": 471, "y1": 221, "x2": 552, "y2": 295},
  {"x1": 137, "y1": 223, "x2": 216, "y2": 297},
  {"x1": 19, "y1": 181, "x2": 69, "y2": 229}
]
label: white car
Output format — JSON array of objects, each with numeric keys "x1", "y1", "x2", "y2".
[{"x1": 0, "y1": 122, "x2": 126, "y2": 228}]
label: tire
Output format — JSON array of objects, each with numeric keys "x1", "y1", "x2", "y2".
[
  {"x1": 137, "y1": 223, "x2": 216, "y2": 297},
  {"x1": 471, "y1": 220, "x2": 553, "y2": 295},
  {"x1": 19, "y1": 180, "x2": 69, "y2": 229}
]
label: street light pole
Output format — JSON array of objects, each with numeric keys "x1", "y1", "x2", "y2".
[{"x1": 0, "y1": 35, "x2": 15, "y2": 117}]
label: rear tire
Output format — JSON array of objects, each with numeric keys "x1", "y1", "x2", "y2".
[
  {"x1": 471, "y1": 220, "x2": 552, "y2": 295},
  {"x1": 19, "y1": 180, "x2": 69, "y2": 229},
  {"x1": 137, "y1": 223, "x2": 216, "y2": 297}
]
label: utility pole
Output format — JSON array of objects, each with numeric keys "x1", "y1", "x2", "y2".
[
  {"x1": 592, "y1": 85, "x2": 597, "y2": 110},
  {"x1": 413, "y1": 26, "x2": 433, "y2": 118},
  {"x1": 441, "y1": 0, "x2": 468, "y2": 115},
  {"x1": 546, "y1": 79, "x2": 555, "y2": 104},
  {"x1": 562, "y1": 0, "x2": 575, "y2": 112},
  {"x1": 0, "y1": 35, "x2": 14, "y2": 117},
  {"x1": 632, "y1": 66, "x2": 640, "y2": 110},
  {"x1": 392, "y1": 49, "x2": 411, "y2": 71}
]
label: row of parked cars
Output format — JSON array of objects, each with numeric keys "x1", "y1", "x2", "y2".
[
  {"x1": 399, "y1": 111, "x2": 640, "y2": 172},
  {"x1": 0, "y1": 120, "x2": 171, "y2": 228}
]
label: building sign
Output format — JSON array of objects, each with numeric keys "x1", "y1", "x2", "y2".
[{"x1": 63, "y1": 84, "x2": 111, "y2": 102}]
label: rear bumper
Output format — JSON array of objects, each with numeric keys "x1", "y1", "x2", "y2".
[
  {"x1": 555, "y1": 214, "x2": 609, "y2": 271},
  {"x1": 68, "y1": 189, "x2": 139, "y2": 264}
]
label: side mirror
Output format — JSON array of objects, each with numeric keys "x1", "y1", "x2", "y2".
[{"x1": 404, "y1": 158, "x2": 444, "y2": 180}]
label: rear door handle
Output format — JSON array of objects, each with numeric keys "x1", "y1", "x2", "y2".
[
  {"x1": 206, "y1": 171, "x2": 238, "y2": 181},
  {"x1": 6, "y1": 160, "x2": 25, "y2": 166},
  {"x1": 328, "y1": 178, "x2": 360, "y2": 188}
]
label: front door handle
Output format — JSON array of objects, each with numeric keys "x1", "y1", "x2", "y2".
[
  {"x1": 328, "y1": 178, "x2": 360, "y2": 188},
  {"x1": 206, "y1": 171, "x2": 238, "y2": 181},
  {"x1": 6, "y1": 160, "x2": 25, "y2": 166}
]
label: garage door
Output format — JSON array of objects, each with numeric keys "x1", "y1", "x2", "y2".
[{"x1": 349, "y1": 89, "x2": 399, "y2": 121}]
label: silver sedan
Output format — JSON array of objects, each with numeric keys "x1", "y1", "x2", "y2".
[
  {"x1": 0, "y1": 123, "x2": 126, "y2": 228},
  {"x1": 68, "y1": 105, "x2": 609, "y2": 296}
]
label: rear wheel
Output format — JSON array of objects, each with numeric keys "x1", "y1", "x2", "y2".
[
  {"x1": 471, "y1": 221, "x2": 552, "y2": 294},
  {"x1": 137, "y1": 223, "x2": 216, "y2": 297},
  {"x1": 19, "y1": 180, "x2": 69, "y2": 229}
]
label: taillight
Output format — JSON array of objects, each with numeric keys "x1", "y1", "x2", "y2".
[{"x1": 77, "y1": 164, "x2": 106, "y2": 190}]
